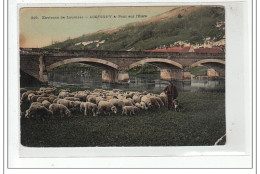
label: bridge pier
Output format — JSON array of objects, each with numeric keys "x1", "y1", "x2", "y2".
[
  {"x1": 160, "y1": 69, "x2": 183, "y2": 81},
  {"x1": 39, "y1": 56, "x2": 48, "y2": 82},
  {"x1": 102, "y1": 70, "x2": 129, "y2": 83},
  {"x1": 118, "y1": 71, "x2": 129, "y2": 83},
  {"x1": 102, "y1": 70, "x2": 117, "y2": 83},
  {"x1": 207, "y1": 69, "x2": 220, "y2": 77}
]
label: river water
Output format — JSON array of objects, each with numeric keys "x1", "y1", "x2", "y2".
[{"x1": 48, "y1": 72, "x2": 225, "y2": 93}]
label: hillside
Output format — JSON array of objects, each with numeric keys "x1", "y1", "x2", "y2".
[{"x1": 44, "y1": 6, "x2": 225, "y2": 51}]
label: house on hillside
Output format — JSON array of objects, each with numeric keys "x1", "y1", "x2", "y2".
[
  {"x1": 194, "y1": 47, "x2": 224, "y2": 54},
  {"x1": 143, "y1": 45, "x2": 224, "y2": 54},
  {"x1": 143, "y1": 46, "x2": 193, "y2": 53}
]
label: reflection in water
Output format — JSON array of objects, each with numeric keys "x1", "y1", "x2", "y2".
[{"x1": 48, "y1": 72, "x2": 225, "y2": 93}]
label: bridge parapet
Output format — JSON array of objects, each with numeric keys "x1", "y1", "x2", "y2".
[{"x1": 20, "y1": 48, "x2": 225, "y2": 59}]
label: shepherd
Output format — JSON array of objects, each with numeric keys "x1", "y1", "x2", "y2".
[{"x1": 163, "y1": 81, "x2": 178, "y2": 110}]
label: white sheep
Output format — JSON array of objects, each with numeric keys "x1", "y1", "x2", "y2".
[
  {"x1": 27, "y1": 93, "x2": 35, "y2": 102},
  {"x1": 53, "y1": 98, "x2": 59, "y2": 103},
  {"x1": 93, "y1": 89, "x2": 103, "y2": 93},
  {"x1": 97, "y1": 101, "x2": 117, "y2": 116},
  {"x1": 109, "y1": 98, "x2": 125, "y2": 111},
  {"x1": 49, "y1": 103, "x2": 71, "y2": 117},
  {"x1": 140, "y1": 101, "x2": 148, "y2": 110},
  {"x1": 74, "y1": 93, "x2": 88, "y2": 101},
  {"x1": 42, "y1": 100, "x2": 51, "y2": 108},
  {"x1": 141, "y1": 96, "x2": 152, "y2": 108},
  {"x1": 48, "y1": 95, "x2": 58, "y2": 103},
  {"x1": 95, "y1": 96, "x2": 105, "y2": 104},
  {"x1": 150, "y1": 96, "x2": 164, "y2": 108},
  {"x1": 57, "y1": 99, "x2": 75, "y2": 109},
  {"x1": 30, "y1": 95, "x2": 44, "y2": 103},
  {"x1": 135, "y1": 103, "x2": 145, "y2": 110},
  {"x1": 80, "y1": 102, "x2": 98, "y2": 116},
  {"x1": 123, "y1": 98, "x2": 134, "y2": 106},
  {"x1": 37, "y1": 96, "x2": 51, "y2": 103},
  {"x1": 40, "y1": 87, "x2": 56, "y2": 94},
  {"x1": 112, "y1": 89, "x2": 122, "y2": 93},
  {"x1": 142, "y1": 91, "x2": 148, "y2": 95},
  {"x1": 87, "y1": 95, "x2": 96, "y2": 104},
  {"x1": 124, "y1": 93, "x2": 132, "y2": 99},
  {"x1": 58, "y1": 91, "x2": 70, "y2": 98},
  {"x1": 60, "y1": 89, "x2": 70, "y2": 92},
  {"x1": 158, "y1": 94, "x2": 166, "y2": 106},
  {"x1": 64, "y1": 97, "x2": 80, "y2": 101},
  {"x1": 20, "y1": 88, "x2": 27, "y2": 96},
  {"x1": 121, "y1": 106, "x2": 138, "y2": 116},
  {"x1": 20, "y1": 91, "x2": 37, "y2": 102},
  {"x1": 25, "y1": 102, "x2": 53, "y2": 119},
  {"x1": 133, "y1": 94, "x2": 141, "y2": 103},
  {"x1": 72, "y1": 101, "x2": 82, "y2": 111},
  {"x1": 105, "y1": 95, "x2": 113, "y2": 100},
  {"x1": 117, "y1": 94, "x2": 124, "y2": 100}
]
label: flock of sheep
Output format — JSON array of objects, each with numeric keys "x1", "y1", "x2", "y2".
[{"x1": 20, "y1": 87, "x2": 173, "y2": 120}]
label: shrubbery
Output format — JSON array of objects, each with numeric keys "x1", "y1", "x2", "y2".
[{"x1": 44, "y1": 7, "x2": 225, "y2": 51}]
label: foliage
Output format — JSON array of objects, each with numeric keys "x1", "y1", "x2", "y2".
[
  {"x1": 190, "y1": 66, "x2": 208, "y2": 76},
  {"x1": 44, "y1": 7, "x2": 225, "y2": 51},
  {"x1": 128, "y1": 64, "x2": 159, "y2": 75}
]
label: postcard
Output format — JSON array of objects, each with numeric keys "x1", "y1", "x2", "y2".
[{"x1": 19, "y1": 6, "x2": 226, "y2": 148}]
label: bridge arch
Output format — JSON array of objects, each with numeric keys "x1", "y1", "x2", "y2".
[
  {"x1": 46, "y1": 58, "x2": 119, "y2": 71},
  {"x1": 46, "y1": 58, "x2": 120, "y2": 83},
  {"x1": 128, "y1": 58, "x2": 183, "y2": 70},
  {"x1": 190, "y1": 59, "x2": 225, "y2": 68},
  {"x1": 128, "y1": 58, "x2": 183, "y2": 81}
]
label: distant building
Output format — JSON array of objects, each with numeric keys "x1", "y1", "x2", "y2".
[
  {"x1": 144, "y1": 46, "x2": 192, "y2": 53},
  {"x1": 144, "y1": 43, "x2": 224, "y2": 53},
  {"x1": 194, "y1": 47, "x2": 223, "y2": 54}
]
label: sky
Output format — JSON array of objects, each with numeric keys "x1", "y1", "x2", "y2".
[{"x1": 19, "y1": 7, "x2": 175, "y2": 48}]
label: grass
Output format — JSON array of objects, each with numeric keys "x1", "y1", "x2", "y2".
[
  {"x1": 20, "y1": 91, "x2": 225, "y2": 147},
  {"x1": 44, "y1": 7, "x2": 225, "y2": 51}
]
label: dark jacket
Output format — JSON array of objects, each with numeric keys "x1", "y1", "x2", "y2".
[{"x1": 164, "y1": 84, "x2": 178, "y2": 99}]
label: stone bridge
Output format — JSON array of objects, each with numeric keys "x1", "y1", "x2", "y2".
[{"x1": 20, "y1": 48, "x2": 225, "y2": 83}]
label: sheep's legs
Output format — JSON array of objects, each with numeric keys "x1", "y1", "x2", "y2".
[
  {"x1": 84, "y1": 108, "x2": 88, "y2": 116},
  {"x1": 92, "y1": 109, "x2": 96, "y2": 116}
]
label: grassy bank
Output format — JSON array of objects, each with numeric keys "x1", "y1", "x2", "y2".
[
  {"x1": 21, "y1": 91, "x2": 225, "y2": 147},
  {"x1": 44, "y1": 7, "x2": 224, "y2": 51}
]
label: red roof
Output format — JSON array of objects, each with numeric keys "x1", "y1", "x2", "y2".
[
  {"x1": 194, "y1": 47, "x2": 223, "y2": 54},
  {"x1": 144, "y1": 46, "x2": 191, "y2": 53}
]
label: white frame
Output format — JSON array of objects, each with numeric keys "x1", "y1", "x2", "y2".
[{"x1": 5, "y1": 0, "x2": 254, "y2": 169}]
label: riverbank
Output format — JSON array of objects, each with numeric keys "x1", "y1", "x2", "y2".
[{"x1": 21, "y1": 91, "x2": 225, "y2": 147}]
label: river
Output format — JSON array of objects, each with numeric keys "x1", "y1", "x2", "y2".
[{"x1": 48, "y1": 72, "x2": 225, "y2": 93}]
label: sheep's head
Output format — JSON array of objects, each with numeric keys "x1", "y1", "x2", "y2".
[
  {"x1": 25, "y1": 109, "x2": 30, "y2": 118},
  {"x1": 74, "y1": 101, "x2": 81, "y2": 107},
  {"x1": 65, "y1": 110, "x2": 71, "y2": 117},
  {"x1": 70, "y1": 101, "x2": 75, "y2": 107},
  {"x1": 133, "y1": 106, "x2": 139, "y2": 111},
  {"x1": 147, "y1": 102, "x2": 152, "y2": 108},
  {"x1": 111, "y1": 106, "x2": 117, "y2": 114}
]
